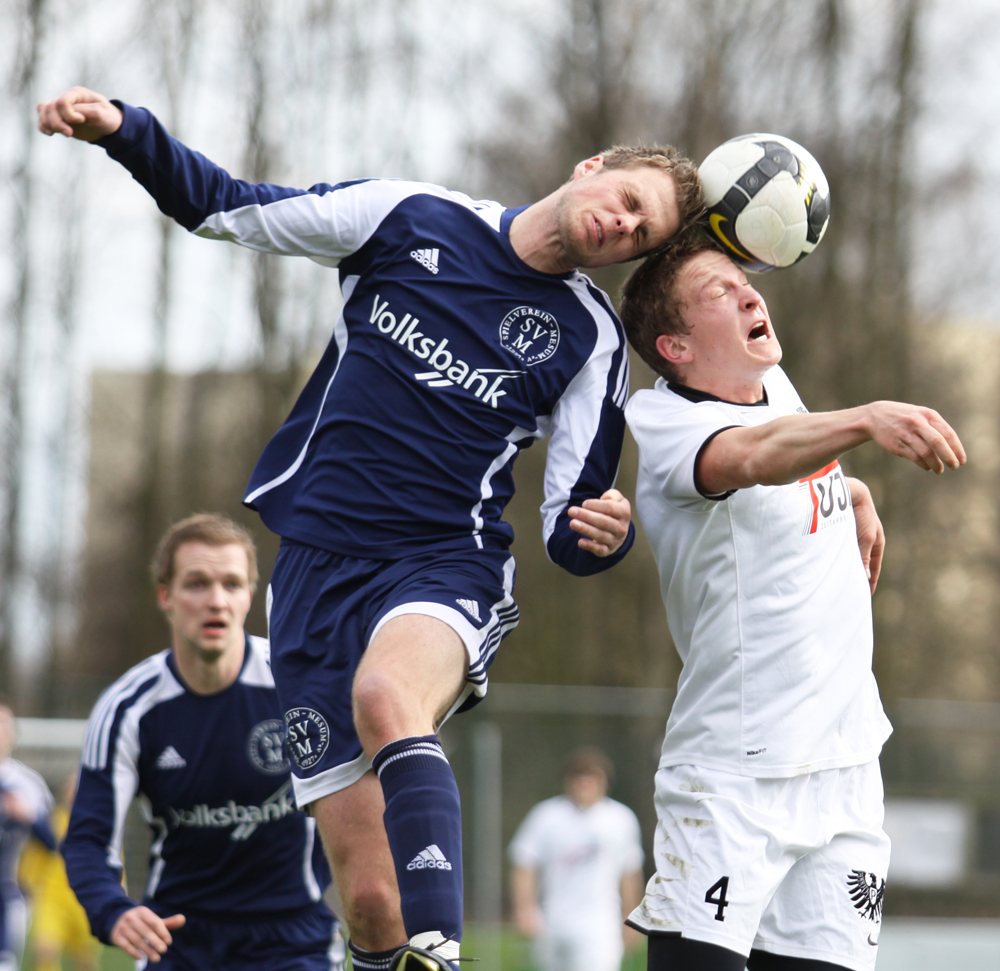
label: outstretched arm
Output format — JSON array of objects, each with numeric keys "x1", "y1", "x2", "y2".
[
  {"x1": 697, "y1": 401, "x2": 965, "y2": 496},
  {"x1": 38, "y1": 86, "x2": 420, "y2": 262}
]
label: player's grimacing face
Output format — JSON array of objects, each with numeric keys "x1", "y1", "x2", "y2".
[
  {"x1": 557, "y1": 159, "x2": 681, "y2": 268},
  {"x1": 674, "y1": 251, "x2": 782, "y2": 381},
  {"x1": 158, "y1": 542, "x2": 253, "y2": 659}
]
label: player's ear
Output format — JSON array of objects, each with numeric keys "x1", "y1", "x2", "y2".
[
  {"x1": 156, "y1": 584, "x2": 172, "y2": 613},
  {"x1": 572, "y1": 156, "x2": 604, "y2": 181},
  {"x1": 655, "y1": 332, "x2": 692, "y2": 366}
]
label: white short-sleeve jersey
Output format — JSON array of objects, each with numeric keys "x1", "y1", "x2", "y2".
[
  {"x1": 625, "y1": 367, "x2": 892, "y2": 778},
  {"x1": 509, "y1": 795, "x2": 643, "y2": 939}
]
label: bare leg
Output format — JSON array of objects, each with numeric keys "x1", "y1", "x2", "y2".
[
  {"x1": 312, "y1": 615, "x2": 467, "y2": 951},
  {"x1": 352, "y1": 614, "x2": 467, "y2": 755},
  {"x1": 313, "y1": 772, "x2": 406, "y2": 951}
]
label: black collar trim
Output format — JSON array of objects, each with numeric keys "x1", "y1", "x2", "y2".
[{"x1": 667, "y1": 381, "x2": 769, "y2": 407}]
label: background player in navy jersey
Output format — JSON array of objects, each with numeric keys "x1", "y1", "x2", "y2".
[
  {"x1": 63, "y1": 514, "x2": 344, "y2": 971},
  {"x1": 0, "y1": 703, "x2": 56, "y2": 971},
  {"x1": 38, "y1": 87, "x2": 704, "y2": 971}
]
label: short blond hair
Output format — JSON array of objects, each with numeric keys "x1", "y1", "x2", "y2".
[{"x1": 151, "y1": 513, "x2": 258, "y2": 591}]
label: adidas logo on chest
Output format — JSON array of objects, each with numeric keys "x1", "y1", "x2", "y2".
[
  {"x1": 155, "y1": 745, "x2": 187, "y2": 770},
  {"x1": 410, "y1": 247, "x2": 440, "y2": 274}
]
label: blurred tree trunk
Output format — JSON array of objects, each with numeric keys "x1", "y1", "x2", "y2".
[
  {"x1": 125, "y1": 0, "x2": 200, "y2": 667},
  {"x1": 0, "y1": 0, "x2": 47, "y2": 700}
]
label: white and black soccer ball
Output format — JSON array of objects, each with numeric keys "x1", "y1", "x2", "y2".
[{"x1": 699, "y1": 133, "x2": 831, "y2": 273}]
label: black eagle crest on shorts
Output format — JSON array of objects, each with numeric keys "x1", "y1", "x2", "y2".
[{"x1": 847, "y1": 870, "x2": 885, "y2": 921}]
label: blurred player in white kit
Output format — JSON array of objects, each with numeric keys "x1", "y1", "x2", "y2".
[
  {"x1": 619, "y1": 229, "x2": 966, "y2": 971},
  {"x1": 509, "y1": 748, "x2": 643, "y2": 971}
]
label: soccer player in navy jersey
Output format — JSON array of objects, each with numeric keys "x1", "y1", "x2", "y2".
[
  {"x1": 63, "y1": 515, "x2": 343, "y2": 970},
  {"x1": 39, "y1": 87, "x2": 704, "y2": 971}
]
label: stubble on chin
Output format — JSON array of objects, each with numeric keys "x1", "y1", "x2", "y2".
[{"x1": 553, "y1": 195, "x2": 589, "y2": 269}]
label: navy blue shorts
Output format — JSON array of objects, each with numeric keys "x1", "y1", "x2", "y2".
[
  {"x1": 141, "y1": 905, "x2": 343, "y2": 971},
  {"x1": 267, "y1": 542, "x2": 518, "y2": 806}
]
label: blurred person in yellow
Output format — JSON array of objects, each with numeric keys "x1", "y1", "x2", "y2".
[{"x1": 19, "y1": 772, "x2": 99, "y2": 971}]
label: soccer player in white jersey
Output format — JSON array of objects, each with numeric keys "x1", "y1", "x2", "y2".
[
  {"x1": 617, "y1": 230, "x2": 966, "y2": 971},
  {"x1": 509, "y1": 748, "x2": 643, "y2": 971},
  {"x1": 37, "y1": 87, "x2": 705, "y2": 971}
]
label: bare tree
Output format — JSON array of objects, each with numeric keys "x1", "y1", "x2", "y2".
[{"x1": 0, "y1": 0, "x2": 48, "y2": 701}]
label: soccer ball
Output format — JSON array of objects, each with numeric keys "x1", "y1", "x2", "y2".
[{"x1": 699, "y1": 133, "x2": 831, "y2": 273}]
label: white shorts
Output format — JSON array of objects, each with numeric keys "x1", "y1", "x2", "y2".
[
  {"x1": 534, "y1": 931, "x2": 623, "y2": 971},
  {"x1": 627, "y1": 761, "x2": 890, "y2": 971}
]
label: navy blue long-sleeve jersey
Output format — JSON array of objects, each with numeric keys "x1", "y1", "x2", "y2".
[
  {"x1": 95, "y1": 104, "x2": 635, "y2": 576},
  {"x1": 63, "y1": 636, "x2": 332, "y2": 944}
]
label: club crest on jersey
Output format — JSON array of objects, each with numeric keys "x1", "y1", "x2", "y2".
[
  {"x1": 499, "y1": 306, "x2": 560, "y2": 366},
  {"x1": 248, "y1": 719, "x2": 291, "y2": 775},
  {"x1": 847, "y1": 870, "x2": 885, "y2": 922},
  {"x1": 284, "y1": 707, "x2": 330, "y2": 770}
]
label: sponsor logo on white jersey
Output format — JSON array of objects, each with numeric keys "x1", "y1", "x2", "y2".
[
  {"x1": 165, "y1": 780, "x2": 295, "y2": 841},
  {"x1": 369, "y1": 295, "x2": 523, "y2": 408},
  {"x1": 410, "y1": 247, "x2": 440, "y2": 274},
  {"x1": 456, "y1": 598, "x2": 481, "y2": 621},
  {"x1": 407, "y1": 844, "x2": 453, "y2": 871},
  {"x1": 155, "y1": 746, "x2": 187, "y2": 770},
  {"x1": 798, "y1": 460, "x2": 852, "y2": 535}
]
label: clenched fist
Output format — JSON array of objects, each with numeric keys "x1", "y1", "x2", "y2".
[{"x1": 37, "y1": 86, "x2": 123, "y2": 141}]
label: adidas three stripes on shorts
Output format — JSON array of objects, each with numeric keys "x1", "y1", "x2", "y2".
[{"x1": 267, "y1": 540, "x2": 519, "y2": 807}]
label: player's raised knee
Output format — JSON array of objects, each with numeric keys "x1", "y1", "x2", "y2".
[{"x1": 352, "y1": 669, "x2": 411, "y2": 745}]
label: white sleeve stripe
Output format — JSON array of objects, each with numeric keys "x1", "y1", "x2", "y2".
[
  {"x1": 239, "y1": 634, "x2": 276, "y2": 688},
  {"x1": 302, "y1": 817, "x2": 322, "y2": 901},
  {"x1": 244, "y1": 277, "x2": 355, "y2": 505},
  {"x1": 584, "y1": 281, "x2": 630, "y2": 408},
  {"x1": 194, "y1": 180, "x2": 485, "y2": 260},
  {"x1": 470, "y1": 426, "x2": 539, "y2": 538},
  {"x1": 103, "y1": 672, "x2": 186, "y2": 870},
  {"x1": 83, "y1": 653, "x2": 168, "y2": 769},
  {"x1": 539, "y1": 277, "x2": 624, "y2": 546}
]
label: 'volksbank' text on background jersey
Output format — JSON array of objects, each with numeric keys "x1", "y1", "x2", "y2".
[
  {"x1": 63, "y1": 637, "x2": 332, "y2": 943},
  {"x1": 96, "y1": 104, "x2": 634, "y2": 575}
]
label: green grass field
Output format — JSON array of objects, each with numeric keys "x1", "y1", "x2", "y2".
[{"x1": 21, "y1": 926, "x2": 647, "y2": 971}]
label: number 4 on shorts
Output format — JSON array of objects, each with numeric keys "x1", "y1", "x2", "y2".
[{"x1": 705, "y1": 876, "x2": 730, "y2": 922}]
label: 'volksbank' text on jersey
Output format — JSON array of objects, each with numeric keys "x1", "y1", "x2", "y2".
[
  {"x1": 63, "y1": 637, "x2": 332, "y2": 944},
  {"x1": 96, "y1": 105, "x2": 634, "y2": 576},
  {"x1": 626, "y1": 367, "x2": 893, "y2": 777}
]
